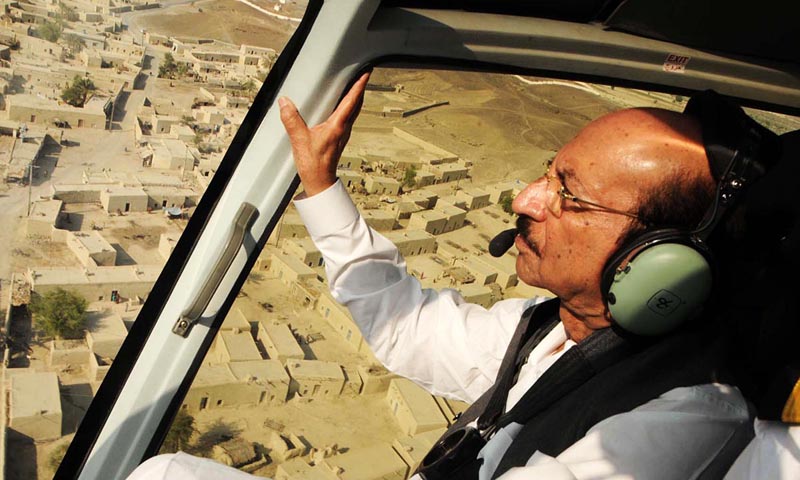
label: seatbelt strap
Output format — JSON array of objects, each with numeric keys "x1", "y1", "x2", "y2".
[
  {"x1": 495, "y1": 325, "x2": 638, "y2": 431},
  {"x1": 441, "y1": 299, "x2": 560, "y2": 436},
  {"x1": 477, "y1": 300, "x2": 560, "y2": 431}
]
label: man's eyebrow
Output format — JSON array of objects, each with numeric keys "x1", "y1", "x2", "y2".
[{"x1": 557, "y1": 165, "x2": 584, "y2": 195}]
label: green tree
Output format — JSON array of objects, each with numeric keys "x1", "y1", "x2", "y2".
[
  {"x1": 58, "y1": 2, "x2": 79, "y2": 21},
  {"x1": 241, "y1": 79, "x2": 256, "y2": 99},
  {"x1": 176, "y1": 62, "x2": 189, "y2": 78},
  {"x1": 161, "y1": 409, "x2": 195, "y2": 453},
  {"x1": 402, "y1": 165, "x2": 417, "y2": 189},
  {"x1": 500, "y1": 194, "x2": 514, "y2": 214},
  {"x1": 61, "y1": 75, "x2": 95, "y2": 107},
  {"x1": 39, "y1": 21, "x2": 63, "y2": 43},
  {"x1": 30, "y1": 288, "x2": 88, "y2": 339},
  {"x1": 193, "y1": 419, "x2": 241, "y2": 457},
  {"x1": 66, "y1": 34, "x2": 84, "y2": 52},
  {"x1": 64, "y1": 33, "x2": 85, "y2": 55},
  {"x1": 158, "y1": 52, "x2": 177, "y2": 78},
  {"x1": 48, "y1": 443, "x2": 70, "y2": 473}
]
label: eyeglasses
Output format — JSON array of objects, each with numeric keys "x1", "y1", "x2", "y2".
[{"x1": 544, "y1": 173, "x2": 641, "y2": 220}]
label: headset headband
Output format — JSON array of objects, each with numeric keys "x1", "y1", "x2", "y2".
[{"x1": 683, "y1": 90, "x2": 781, "y2": 241}]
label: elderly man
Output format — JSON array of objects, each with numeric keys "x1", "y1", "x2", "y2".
[{"x1": 129, "y1": 76, "x2": 755, "y2": 479}]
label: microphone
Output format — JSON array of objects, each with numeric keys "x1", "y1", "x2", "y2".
[{"x1": 489, "y1": 228, "x2": 518, "y2": 257}]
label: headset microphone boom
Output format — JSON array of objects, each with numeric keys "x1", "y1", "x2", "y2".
[{"x1": 489, "y1": 228, "x2": 518, "y2": 257}]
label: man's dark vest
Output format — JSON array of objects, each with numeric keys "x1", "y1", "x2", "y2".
[{"x1": 419, "y1": 299, "x2": 750, "y2": 480}]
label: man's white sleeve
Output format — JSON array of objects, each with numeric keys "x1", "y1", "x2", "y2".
[{"x1": 295, "y1": 181, "x2": 533, "y2": 402}]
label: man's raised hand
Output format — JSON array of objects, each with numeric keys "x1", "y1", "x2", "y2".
[{"x1": 279, "y1": 72, "x2": 370, "y2": 197}]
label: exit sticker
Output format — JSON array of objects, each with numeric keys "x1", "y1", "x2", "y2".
[{"x1": 663, "y1": 54, "x2": 691, "y2": 73}]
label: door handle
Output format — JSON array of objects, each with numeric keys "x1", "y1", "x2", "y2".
[{"x1": 172, "y1": 202, "x2": 259, "y2": 337}]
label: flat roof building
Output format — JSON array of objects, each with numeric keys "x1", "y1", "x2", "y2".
[
  {"x1": 321, "y1": 445, "x2": 409, "y2": 480},
  {"x1": 144, "y1": 186, "x2": 197, "y2": 210},
  {"x1": 282, "y1": 237, "x2": 323, "y2": 268},
  {"x1": 408, "y1": 210, "x2": 447, "y2": 235},
  {"x1": 459, "y1": 256, "x2": 498, "y2": 286},
  {"x1": 474, "y1": 254, "x2": 519, "y2": 289},
  {"x1": 435, "y1": 204, "x2": 468, "y2": 233},
  {"x1": 100, "y1": 186, "x2": 148, "y2": 214},
  {"x1": 317, "y1": 291, "x2": 364, "y2": 353},
  {"x1": 430, "y1": 163, "x2": 468, "y2": 183},
  {"x1": 358, "y1": 364, "x2": 399, "y2": 395},
  {"x1": 286, "y1": 359, "x2": 345, "y2": 400},
  {"x1": 67, "y1": 231, "x2": 117, "y2": 267},
  {"x1": 403, "y1": 190, "x2": 438, "y2": 210},
  {"x1": 209, "y1": 331, "x2": 262, "y2": 364},
  {"x1": 485, "y1": 182, "x2": 515, "y2": 204},
  {"x1": 222, "y1": 307, "x2": 253, "y2": 333},
  {"x1": 27, "y1": 265, "x2": 160, "y2": 302},
  {"x1": 384, "y1": 230, "x2": 437, "y2": 257},
  {"x1": 270, "y1": 250, "x2": 318, "y2": 287},
  {"x1": 85, "y1": 310, "x2": 128, "y2": 360},
  {"x1": 9, "y1": 371, "x2": 62, "y2": 441},
  {"x1": 52, "y1": 184, "x2": 102, "y2": 204},
  {"x1": 364, "y1": 176, "x2": 401, "y2": 196},
  {"x1": 150, "y1": 138, "x2": 193, "y2": 171},
  {"x1": 459, "y1": 284, "x2": 494, "y2": 309},
  {"x1": 456, "y1": 188, "x2": 491, "y2": 210},
  {"x1": 257, "y1": 321, "x2": 305, "y2": 363},
  {"x1": 337, "y1": 169, "x2": 362, "y2": 190},
  {"x1": 7, "y1": 94, "x2": 107, "y2": 129},
  {"x1": 386, "y1": 378, "x2": 449, "y2": 436},
  {"x1": 413, "y1": 169, "x2": 436, "y2": 188},
  {"x1": 339, "y1": 155, "x2": 364, "y2": 170},
  {"x1": 183, "y1": 359, "x2": 289, "y2": 412},
  {"x1": 25, "y1": 199, "x2": 62, "y2": 237},
  {"x1": 158, "y1": 232, "x2": 179, "y2": 261},
  {"x1": 362, "y1": 209, "x2": 395, "y2": 231}
]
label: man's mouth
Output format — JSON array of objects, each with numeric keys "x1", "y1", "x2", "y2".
[{"x1": 515, "y1": 216, "x2": 540, "y2": 255}]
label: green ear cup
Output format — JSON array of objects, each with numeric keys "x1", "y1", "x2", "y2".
[{"x1": 608, "y1": 243, "x2": 712, "y2": 336}]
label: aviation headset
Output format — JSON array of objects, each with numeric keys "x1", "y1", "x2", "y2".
[{"x1": 601, "y1": 90, "x2": 780, "y2": 336}]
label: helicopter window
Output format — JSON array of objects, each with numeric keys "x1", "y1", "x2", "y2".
[{"x1": 157, "y1": 65, "x2": 800, "y2": 477}]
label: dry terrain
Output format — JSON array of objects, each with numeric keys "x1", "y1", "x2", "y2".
[{"x1": 134, "y1": 0, "x2": 299, "y2": 50}]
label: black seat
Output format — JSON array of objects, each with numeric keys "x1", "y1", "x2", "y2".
[{"x1": 713, "y1": 129, "x2": 800, "y2": 478}]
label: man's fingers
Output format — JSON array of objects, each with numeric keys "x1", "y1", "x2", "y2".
[
  {"x1": 278, "y1": 97, "x2": 309, "y2": 140},
  {"x1": 330, "y1": 72, "x2": 370, "y2": 125}
]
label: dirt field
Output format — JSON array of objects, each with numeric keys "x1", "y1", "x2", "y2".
[
  {"x1": 134, "y1": 0, "x2": 299, "y2": 50},
  {"x1": 361, "y1": 69, "x2": 622, "y2": 184}
]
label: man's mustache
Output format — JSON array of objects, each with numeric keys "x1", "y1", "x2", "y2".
[{"x1": 516, "y1": 215, "x2": 540, "y2": 255}]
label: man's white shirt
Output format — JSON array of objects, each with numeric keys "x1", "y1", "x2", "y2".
[
  {"x1": 127, "y1": 180, "x2": 753, "y2": 480},
  {"x1": 293, "y1": 181, "x2": 750, "y2": 480}
]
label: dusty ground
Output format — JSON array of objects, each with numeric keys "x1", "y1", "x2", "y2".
[
  {"x1": 133, "y1": 0, "x2": 299, "y2": 50},
  {"x1": 361, "y1": 69, "x2": 621, "y2": 184}
]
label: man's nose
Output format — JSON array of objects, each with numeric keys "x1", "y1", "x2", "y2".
[{"x1": 512, "y1": 177, "x2": 548, "y2": 222}]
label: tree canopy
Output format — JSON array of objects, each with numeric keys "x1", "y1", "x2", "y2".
[
  {"x1": 500, "y1": 194, "x2": 514, "y2": 214},
  {"x1": 161, "y1": 409, "x2": 195, "y2": 454},
  {"x1": 61, "y1": 75, "x2": 95, "y2": 108},
  {"x1": 64, "y1": 33, "x2": 85, "y2": 55},
  {"x1": 403, "y1": 165, "x2": 417, "y2": 189},
  {"x1": 158, "y1": 53, "x2": 190, "y2": 79},
  {"x1": 30, "y1": 288, "x2": 88, "y2": 339},
  {"x1": 38, "y1": 21, "x2": 63, "y2": 43}
]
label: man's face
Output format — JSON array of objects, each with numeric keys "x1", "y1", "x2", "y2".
[{"x1": 511, "y1": 122, "x2": 646, "y2": 310}]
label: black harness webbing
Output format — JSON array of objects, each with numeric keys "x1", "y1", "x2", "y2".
[
  {"x1": 442, "y1": 300, "x2": 560, "y2": 437},
  {"x1": 418, "y1": 299, "x2": 744, "y2": 480}
]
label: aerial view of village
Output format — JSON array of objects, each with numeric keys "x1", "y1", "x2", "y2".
[{"x1": 1, "y1": 0, "x2": 798, "y2": 479}]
